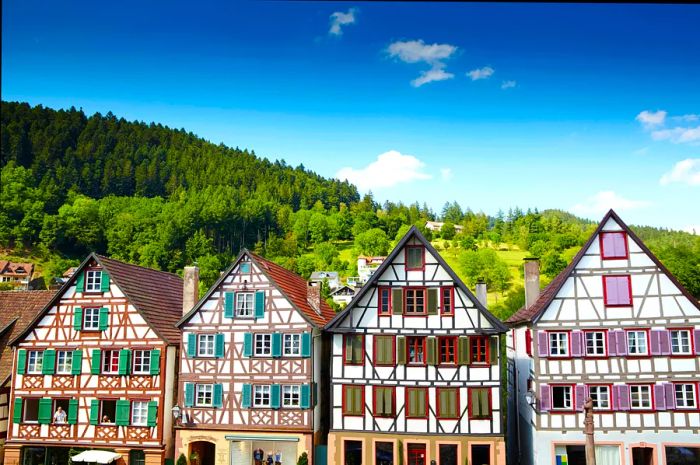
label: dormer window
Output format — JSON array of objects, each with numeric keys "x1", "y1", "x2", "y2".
[
  {"x1": 600, "y1": 232, "x2": 628, "y2": 260},
  {"x1": 85, "y1": 270, "x2": 102, "y2": 292},
  {"x1": 405, "y1": 246, "x2": 424, "y2": 270}
]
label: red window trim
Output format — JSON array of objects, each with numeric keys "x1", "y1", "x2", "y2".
[
  {"x1": 672, "y1": 382, "x2": 700, "y2": 412},
  {"x1": 546, "y1": 330, "x2": 572, "y2": 359},
  {"x1": 405, "y1": 245, "x2": 425, "y2": 271},
  {"x1": 372, "y1": 385, "x2": 396, "y2": 418},
  {"x1": 586, "y1": 384, "x2": 614, "y2": 412},
  {"x1": 343, "y1": 334, "x2": 365, "y2": 366},
  {"x1": 341, "y1": 384, "x2": 365, "y2": 417},
  {"x1": 405, "y1": 387, "x2": 429, "y2": 419},
  {"x1": 628, "y1": 383, "x2": 655, "y2": 412},
  {"x1": 602, "y1": 275, "x2": 633, "y2": 307},
  {"x1": 467, "y1": 387, "x2": 492, "y2": 420},
  {"x1": 438, "y1": 336, "x2": 458, "y2": 365},
  {"x1": 624, "y1": 328, "x2": 652, "y2": 358},
  {"x1": 599, "y1": 231, "x2": 629, "y2": 260},
  {"x1": 525, "y1": 329, "x2": 532, "y2": 357},
  {"x1": 404, "y1": 287, "x2": 428, "y2": 316},
  {"x1": 668, "y1": 327, "x2": 696, "y2": 358},
  {"x1": 436, "y1": 387, "x2": 460, "y2": 419},
  {"x1": 440, "y1": 287, "x2": 454, "y2": 316},
  {"x1": 406, "y1": 336, "x2": 427, "y2": 366},
  {"x1": 549, "y1": 383, "x2": 577, "y2": 413},
  {"x1": 377, "y1": 287, "x2": 392, "y2": 316},
  {"x1": 583, "y1": 329, "x2": 609, "y2": 359},
  {"x1": 470, "y1": 336, "x2": 490, "y2": 365},
  {"x1": 373, "y1": 335, "x2": 396, "y2": 366}
]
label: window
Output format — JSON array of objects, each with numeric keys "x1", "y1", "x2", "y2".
[
  {"x1": 196, "y1": 384, "x2": 213, "y2": 407},
  {"x1": 282, "y1": 385, "x2": 300, "y2": 408},
  {"x1": 253, "y1": 385, "x2": 271, "y2": 408},
  {"x1": 665, "y1": 447, "x2": 700, "y2": 465},
  {"x1": 405, "y1": 288, "x2": 426, "y2": 314},
  {"x1": 437, "y1": 388, "x2": 459, "y2": 418},
  {"x1": 549, "y1": 332, "x2": 569, "y2": 357},
  {"x1": 343, "y1": 385, "x2": 364, "y2": 416},
  {"x1": 603, "y1": 275, "x2": 632, "y2": 306},
  {"x1": 471, "y1": 336, "x2": 489, "y2": 364},
  {"x1": 630, "y1": 385, "x2": 652, "y2": 409},
  {"x1": 378, "y1": 287, "x2": 391, "y2": 315},
  {"x1": 83, "y1": 308, "x2": 100, "y2": 330},
  {"x1": 471, "y1": 445, "x2": 491, "y2": 465},
  {"x1": 254, "y1": 334, "x2": 272, "y2": 356},
  {"x1": 406, "y1": 388, "x2": 427, "y2": 418},
  {"x1": 376, "y1": 442, "x2": 394, "y2": 465},
  {"x1": 100, "y1": 400, "x2": 116, "y2": 424},
  {"x1": 132, "y1": 350, "x2": 151, "y2": 374},
  {"x1": 131, "y1": 401, "x2": 149, "y2": 426},
  {"x1": 470, "y1": 388, "x2": 491, "y2": 419},
  {"x1": 675, "y1": 384, "x2": 697, "y2": 409},
  {"x1": 441, "y1": 287, "x2": 454, "y2": 315},
  {"x1": 52, "y1": 399, "x2": 70, "y2": 424},
  {"x1": 627, "y1": 330, "x2": 648, "y2": 355},
  {"x1": 600, "y1": 232, "x2": 628, "y2": 259},
  {"x1": 588, "y1": 385, "x2": 611, "y2": 410},
  {"x1": 239, "y1": 262, "x2": 251, "y2": 274},
  {"x1": 23, "y1": 398, "x2": 40, "y2": 422},
  {"x1": 102, "y1": 350, "x2": 120, "y2": 374},
  {"x1": 344, "y1": 334, "x2": 364, "y2": 365},
  {"x1": 345, "y1": 441, "x2": 363, "y2": 465},
  {"x1": 585, "y1": 332, "x2": 606, "y2": 356},
  {"x1": 197, "y1": 334, "x2": 215, "y2": 357},
  {"x1": 374, "y1": 336, "x2": 395, "y2": 366},
  {"x1": 374, "y1": 386, "x2": 395, "y2": 417},
  {"x1": 26, "y1": 351, "x2": 43, "y2": 374},
  {"x1": 406, "y1": 246, "x2": 424, "y2": 270},
  {"x1": 236, "y1": 292, "x2": 254, "y2": 317},
  {"x1": 283, "y1": 334, "x2": 301, "y2": 356},
  {"x1": 551, "y1": 385, "x2": 573, "y2": 410},
  {"x1": 85, "y1": 270, "x2": 102, "y2": 292},
  {"x1": 129, "y1": 451, "x2": 146, "y2": 465},
  {"x1": 407, "y1": 337, "x2": 425, "y2": 365},
  {"x1": 670, "y1": 329, "x2": 692, "y2": 355},
  {"x1": 440, "y1": 445, "x2": 458, "y2": 465},
  {"x1": 440, "y1": 337, "x2": 457, "y2": 364},
  {"x1": 56, "y1": 351, "x2": 73, "y2": 374}
]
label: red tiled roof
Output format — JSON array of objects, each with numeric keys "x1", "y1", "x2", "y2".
[
  {"x1": 0, "y1": 291, "x2": 55, "y2": 385},
  {"x1": 0, "y1": 260, "x2": 34, "y2": 277}
]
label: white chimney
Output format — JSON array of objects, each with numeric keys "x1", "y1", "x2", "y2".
[
  {"x1": 524, "y1": 259, "x2": 540, "y2": 309},
  {"x1": 475, "y1": 279, "x2": 488, "y2": 308},
  {"x1": 307, "y1": 282, "x2": 321, "y2": 313},
  {"x1": 183, "y1": 266, "x2": 199, "y2": 315}
]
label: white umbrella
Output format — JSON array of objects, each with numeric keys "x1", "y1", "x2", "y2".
[{"x1": 70, "y1": 450, "x2": 121, "y2": 464}]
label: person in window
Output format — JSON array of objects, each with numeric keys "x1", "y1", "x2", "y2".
[
  {"x1": 102, "y1": 415, "x2": 112, "y2": 424},
  {"x1": 53, "y1": 406, "x2": 67, "y2": 424}
]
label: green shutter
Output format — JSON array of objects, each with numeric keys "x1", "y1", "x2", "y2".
[
  {"x1": 215, "y1": 334, "x2": 225, "y2": 358},
  {"x1": 187, "y1": 333, "x2": 197, "y2": 358},
  {"x1": 73, "y1": 308, "x2": 83, "y2": 331},
  {"x1": 427, "y1": 289, "x2": 438, "y2": 315},
  {"x1": 68, "y1": 399, "x2": 78, "y2": 424},
  {"x1": 42, "y1": 349, "x2": 56, "y2": 375},
  {"x1": 72, "y1": 350, "x2": 83, "y2": 375},
  {"x1": 397, "y1": 336, "x2": 406, "y2": 365},
  {"x1": 89, "y1": 399, "x2": 99, "y2": 425},
  {"x1": 224, "y1": 292, "x2": 234, "y2": 318},
  {"x1": 243, "y1": 333, "x2": 253, "y2": 357},
  {"x1": 354, "y1": 387, "x2": 362, "y2": 415},
  {"x1": 458, "y1": 337, "x2": 469, "y2": 365},
  {"x1": 270, "y1": 384, "x2": 281, "y2": 409},
  {"x1": 490, "y1": 336, "x2": 499, "y2": 365},
  {"x1": 13, "y1": 398, "x2": 23, "y2": 423},
  {"x1": 467, "y1": 336, "x2": 473, "y2": 365},
  {"x1": 91, "y1": 349, "x2": 102, "y2": 374},
  {"x1": 376, "y1": 388, "x2": 385, "y2": 415},
  {"x1": 271, "y1": 333, "x2": 282, "y2": 358},
  {"x1": 150, "y1": 350, "x2": 161, "y2": 375},
  {"x1": 241, "y1": 384, "x2": 251, "y2": 408},
  {"x1": 184, "y1": 383, "x2": 194, "y2": 407},
  {"x1": 352, "y1": 336, "x2": 363, "y2": 363},
  {"x1": 75, "y1": 272, "x2": 85, "y2": 293},
  {"x1": 147, "y1": 401, "x2": 158, "y2": 427},
  {"x1": 213, "y1": 384, "x2": 223, "y2": 408},
  {"x1": 17, "y1": 349, "x2": 26, "y2": 375},
  {"x1": 38, "y1": 398, "x2": 52, "y2": 424},
  {"x1": 118, "y1": 349, "x2": 131, "y2": 375},
  {"x1": 100, "y1": 272, "x2": 110, "y2": 293},
  {"x1": 426, "y1": 337, "x2": 437, "y2": 366},
  {"x1": 300, "y1": 384, "x2": 311, "y2": 409},
  {"x1": 472, "y1": 389, "x2": 481, "y2": 418},
  {"x1": 392, "y1": 288, "x2": 403, "y2": 314},
  {"x1": 384, "y1": 389, "x2": 393, "y2": 415},
  {"x1": 416, "y1": 390, "x2": 426, "y2": 417},
  {"x1": 344, "y1": 336, "x2": 353, "y2": 363},
  {"x1": 254, "y1": 291, "x2": 265, "y2": 319},
  {"x1": 115, "y1": 400, "x2": 130, "y2": 426},
  {"x1": 98, "y1": 307, "x2": 109, "y2": 331},
  {"x1": 301, "y1": 332, "x2": 312, "y2": 358}
]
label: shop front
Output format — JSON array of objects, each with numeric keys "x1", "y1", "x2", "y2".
[{"x1": 228, "y1": 436, "x2": 300, "y2": 465}]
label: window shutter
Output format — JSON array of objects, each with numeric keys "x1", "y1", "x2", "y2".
[
  {"x1": 654, "y1": 384, "x2": 666, "y2": 411},
  {"x1": 115, "y1": 400, "x2": 131, "y2": 426},
  {"x1": 539, "y1": 384, "x2": 550, "y2": 412},
  {"x1": 537, "y1": 331, "x2": 549, "y2": 357},
  {"x1": 72, "y1": 350, "x2": 83, "y2": 375},
  {"x1": 392, "y1": 288, "x2": 403, "y2": 314},
  {"x1": 607, "y1": 331, "x2": 618, "y2": 356},
  {"x1": 243, "y1": 333, "x2": 253, "y2": 357},
  {"x1": 270, "y1": 384, "x2": 281, "y2": 409},
  {"x1": 575, "y1": 385, "x2": 586, "y2": 411},
  {"x1": 89, "y1": 399, "x2": 99, "y2": 425},
  {"x1": 489, "y1": 336, "x2": 499, "y2": 365},
  {"x1": 695, "y1": 330, "x2": 700, "y2": 355},
  {"x1": 150, "y1": 350, "x2": 161, "y2": 375},
  {"x1": 98, "y1": 307, "x2": 109, "y2": 331},
  {"x1": 271, "y1": 333, "x2": 282, "y2": 358},
  {"x1": 17, "y1": 349, "x2": 26, "y2": 375},
  {"x1": 466, "y1": 336, "x2": 473, "y2": 365},
  {"x1": 13, "y1": 398, "x2": 22, "y2": 423},
  {"x1": 426, "y1": 337, "x2": 437, "y2": 366},
  {"x1": 375, "y1": 388, "x2": 385, "y2": 415},
  {"x1": 68, "y1": 399, "x2": 79, "y2": 424},
  {"x1": 615, "y1": 385, "x2": 630, "y2": 411},
  {"x1": 73, "y1": 308, "x2": 83, "y2": 331},
  {"x1": 651, "y1": 330, "x2": 670, "y2": 355},
  {"x1": 118, "y1": 349, "x2": 131, "y2": 375},
  {"x1": 100, "y1": 272, "x2": 110, "y2": 293},
  {"x1": 213, "y1": 384, "x2": 223, "y2": 408},
  {"x1": 300, "y1": 384, "x2": 311, "y2": 409},
  {"x1": 91, "y1": 349, "x2": 101, "y2": 374},
  {"x1": 570, "y1": 332, "x2": 583, "y2": 357},
  {"x1": 147, "y1": 401, "x2": 158, "y2": 427},
  {"x1": 241, "y1": 384, "x2": 252, "y2": 408},
  {"x1": 471, "y1": 389, "x2": 481, "y2": 418},
  {"x1": 301, "y1": 332, "x2": 312, "y2": 358},
  {"x1": 215, "y1": 333, "x2": 225, "y2": 358},
  {"x1": 224, "y1": 292, "x2": 235, "y2": 318},
  {"x1": 427, "y1": 289, "x2": 438, "y2": 315},
  {"x1": 42, "y1": 349, "x2": 56, "y2": 375},
  {"x1": 396, "y1": 336, "x2": 406, "y2": 365},
  {"x1": 664, "y1": 383, "x2": 676, "y2": 410},
  {"x1": 254, "y1": 291, "x2": 265, "y2": 319},
  {"x1": 615, "y1": 331, "x2": 628, "y2": 356},
  {"x1": 75, "y1": 272, "x2": 85, "y2": 293},
  {"x1": 187, "y1": 333, "x2": 197, "y2": 358},
  {"x1": 184, "y1": 383, "x2": 194, "y2": 407},
  {"x1": 458, "y1": 337, "x2": 469, "y2": 365}
]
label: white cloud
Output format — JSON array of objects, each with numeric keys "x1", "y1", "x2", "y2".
[
  {"x1": 467, "y1": 66, "x2": 494, "y2": 81},
  {"x1": 671, "y1": 114, "x2": 699, "y2": 123},
  {"x1": 387, "y1": 39, "x2": 458, "y2": 87},
  {"x1": 636, "y1": 110, "x2": 667, "y2": 127},
  {"x1": 440, "y1": 168, "x2": 453, "y2": 181},
  {"x1": 411, "y1": 66, "x2": 454, "y2": 87},
  {"x1": 683, "y1": 225, "x2": 700, "y2": 235},
  {"x1": 636, "y1": 109, "x2": 700, "y2": 144},
  {"x1": 329, "y1": 9, "x2": 357, "y2": 36},
  {"x1": 651, "y1": 126, "x2": 700, "y2": 144},
  {"x1": 571, "y1": 191, "x2": 651, "y2": 217},
  {"x1": 336, "y1": 150, "x2": 432, "y2": 190},
  {"x1": 501, "y1": 80, "x2": 517, "y2": 89},
  {"x1": 659, "y1": 158, "x2": 700, "y2": 186}
]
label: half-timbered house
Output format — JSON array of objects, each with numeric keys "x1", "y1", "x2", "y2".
[
  {"x1": 4, "y1": 254, "x2": 183, "y2": 465},
  {"x1": 325, "y1": 226, "x2": 508, "y2": 465},
  {"x1": 506, "y1": 210, "x2": 700, "y2": 465},
  {"x1": 175, "y1": 251, "x2": 335, "y2": 465}
]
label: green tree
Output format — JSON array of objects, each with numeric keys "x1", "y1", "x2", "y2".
[
  {"x1": 354, "y1": 228, "x2": 390, "y2": 256},
  {"x1": 440, "y1": 222, "x2": 456, "y2": 240}
]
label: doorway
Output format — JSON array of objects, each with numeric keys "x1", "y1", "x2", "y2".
[
  {"x1": 632, "y1": 447, "x2": 654, "y2": 465},
  {"x1": 407, "y1": 444, "x2": 426, "y2": 465},
  {"x1": 190, "y1": 441, "x2": 216, "y2": 465}
]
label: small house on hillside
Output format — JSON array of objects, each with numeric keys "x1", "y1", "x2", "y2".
[{"x1": 0, "y1": 262, "x2": 35, "y2": 290}]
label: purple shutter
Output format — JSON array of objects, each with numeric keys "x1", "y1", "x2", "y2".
[
  {"x1": 539, "y1": 384, "x2": 551, "y2": 412},
  {"x1": 654, "y1": 385, "x2": 666, "y2": 411},
  {"x1": 616, "y1": 331, "x2": 628, "y2": 356},
  {"x1": 650, "y1": 330, "x2": 662, "y2": 355},
  {"x1": 571, "y1": 331, "x2": 583, "y2": 357},
  {"x1": 659, "y1": 330, "x2": 671, "y2": 355},
  {"x1": 615, "y1": 385, "x2": 630, "y2": 411},
  {"x1": 575, "y1": 384, "x2": 586, "y2": 411},
  {"x1": 602, "y1": 233, "x2": 615, "y2": 257},
  {"x1": 538, "y1": 331, "x2": 549, "y2": 358},
  {"x1": 664, "y1": 383, "x2": 676, "y2": 410},
  {"x1": 694, "y1": 330, "x2": 700, "y2": 355},
  {"x1": 614, "y1": 233, "x2": 627, "y2": 257},
  {"x1": 607, "y1": 331, "x2": 617, "y2": 356}
]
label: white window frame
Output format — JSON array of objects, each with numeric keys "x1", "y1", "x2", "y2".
[
  {"x1": 131, "y1": 400, "x2": 149, "y2": 426},
  {"x1": 283, "y1": 334, "x2": 301, "y2": 356},
  {"x1": 588, "y1": 385, "x2": 610, "y2": 410},
  {"x1": 630, "y1": 385, "x2": 652, "y2": 410},
  {"x1": 102, "y1": 350, "x2": 120, "y2": 375},
  {"x1": 83, "y1": 307, "x2": 101, "y2": 330},
  {"x1": 253, "y1": 385, "x2": 271, "y2": 408},
  {"x1": 56, "y1": 350, "x2": 73, "y2": 374},
  {"x1": 585, "y1": 332, "x2": 606, "y2": 356},
  {"x1": 197, "y1": 334, "x2": 216, "y2": 357},
  {"x1": 549, "y1": 332, "x2": 569, "y2": 357},
  {"x1": 26, "y1": 351, "x2": 43, "y2": 374},
  {"x1": 670, "y1": 329, "x2": 692, "y2": 355},
  {"x1": 551, "y1": 385, "x2": 573, "y2": 410},
  {"x1": 132, "y1": 350, "x2": 151, "y2": 374},
  {"x1": 254, "y1": 334, "x2": 272, "y2": 357},
  {"x1": 675, "y1": 384, "x2": 697, "y2": 409},
  {"x1": 626, "y1": 330, "x2": 648, "y2": 356},
  {"x1": 195, "y1": 384, "x2": 213, "y2": 407},
  {"x1": 282, "y1": 385, "x2": 301, "y2": 408},
  {"x1": 85, "y1": 270, "x2": 102, "y2": 292},
  {"x1": 235, "y1": 292, "x2": 254, "y2": 317}
]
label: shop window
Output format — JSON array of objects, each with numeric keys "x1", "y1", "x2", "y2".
[
  {"x1": 471, "y1": 445, "x2": 491, "y2": 465},
  {"x1": 665, "y1": 447, "x2": 700, "y2": 465},
  {"x1": 376, "y1": 442, "x2": 394, "y2": 465},
  {"x1": 129, "y1": 450, "x2": 146, "y2": 465},
  {"x1": 344, "y1": 440, "x2": 363, "y2": 465},
  {"x1": 407, "y1": 444, "x2": 427, "y2": 465},
  {"x1": 439, "y1": 444, "x2": 458, "y2": 465}
]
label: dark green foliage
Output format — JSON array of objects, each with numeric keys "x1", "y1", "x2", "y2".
[
  {"x1": 354, "y1": 228, "x2": 390, "y2": 256},
  {"x1": 176, "y1": 454, "x2": 188, "y2": 465},
  {"x1": 297, "y1": 452, "x2": 309, "y2": 465},
  {"x1": 458, "y1": 248, "x2": 512, "y2": 295}
]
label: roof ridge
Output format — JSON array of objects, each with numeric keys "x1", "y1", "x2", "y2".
[{"x1": 96, "y1": 254, "x2": 182, "y2": 279}]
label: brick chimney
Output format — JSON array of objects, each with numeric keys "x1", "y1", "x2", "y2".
[
  {"x1": 307, "y1": 282, "x2": 321, "y2": 313},
  {"x1": 183, "y1": 266, "x2": 199, "y2": 315},
  {"x1": 475, "y1": 278, "x2": 488, "y2": 308},
  {"x1": 524, "y1": 258, "x2": 540, "y2": 309}
]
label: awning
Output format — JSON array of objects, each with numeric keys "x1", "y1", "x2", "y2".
[{"x1": 70, "y1": 450, "x2": 122, "y2": 464}]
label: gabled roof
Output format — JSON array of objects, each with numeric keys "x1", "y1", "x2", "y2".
[
  {"x1": 0, "y1": 260, "x2": 34, "y2": 276},
  {"x1": 325, "y1": 226, "x2": 507, "y2": 333},
  {"x1": 330, "y1": 285, "x2": 356, "y2": 296},
  {"x1": 506, "y1": 209, "x2": 700, "y2": 326},
  {"x1": 310, "y1": 271, "x2": 339, "y2": 281},
  {"x1": 0, "y1": 291, "x2": 55, "y2": 385},
  {"x1": 10, "y1": 253, "x2": 184, "y2": 345},
  {"x1": 179, "y1": 250, "x2": 335, "y2": 328}
]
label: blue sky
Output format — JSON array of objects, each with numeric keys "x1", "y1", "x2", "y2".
[{"x1": 3, "y1": 1, "x2": 700, "y2": 231}]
